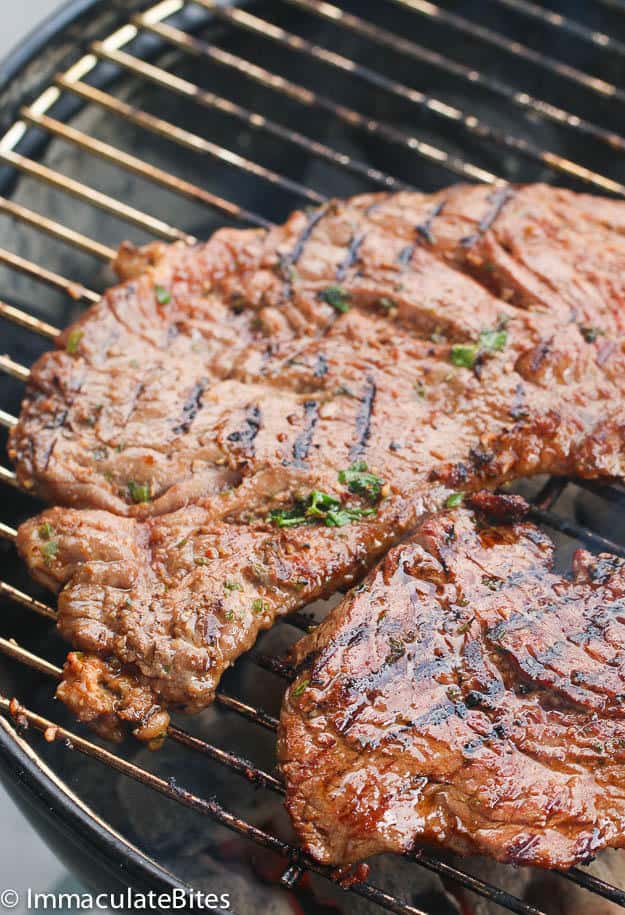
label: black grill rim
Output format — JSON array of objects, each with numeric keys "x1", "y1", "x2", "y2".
[{"x1": 0, "y1": 0, "x2": 204, "y2": 899}]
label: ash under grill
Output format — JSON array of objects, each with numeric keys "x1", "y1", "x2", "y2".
[{"x1": 2, "y1": 1, "x2": 625, "y2": 913}]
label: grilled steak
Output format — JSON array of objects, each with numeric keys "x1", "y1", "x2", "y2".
[
  {"x1": 10, "y1": 183, "x2": 625, "y2": 517},
  {"x1": 279, "y1": 502, "x2": 625, "y2": 869},
  {"x1": 15, "y1": 281, "x2": 625, "y2": 740},
  {"x1": 17, "y1": 489, "x2": 434, "y2": 740},
  {"x1": 13, "y1": 182, "x2": 625, "y2": 740}
]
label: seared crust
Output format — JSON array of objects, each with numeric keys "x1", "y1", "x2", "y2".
[
  {"x1": 11, "y1": 184, "x2": 625, "y2": 516},
  {"x1": 279, "y1": 508, "x2": 625, "y2": 869},
  {"x1": 17, "y1": 491, "x2": 432, "y2": 717},
  {"x1": 11, "y1": 182, "x2": 625, "y2": 738}
]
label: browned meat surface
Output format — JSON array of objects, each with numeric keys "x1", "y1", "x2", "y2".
[
  {"x1": 10, "y1": 183, "x2": 625, "y2": 517},
  {"x1": 279, "y1": 506, "x2": 625, "y2": 869},
  {"x1": 16, "y1": 489, "x2": 432, "y2": 739},
  {"x1": 12, "y1": 183, "x2": 625, "y2": 739},
  {"x1": 57, "y1": 652, "x2": 170, "y2": 744}
]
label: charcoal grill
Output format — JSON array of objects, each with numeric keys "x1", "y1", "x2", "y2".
[{"x1": 2, "y1": 1, "x2": 625, "y2": 912}]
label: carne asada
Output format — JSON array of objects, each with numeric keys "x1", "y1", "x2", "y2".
[
  {"x1": 279, "y1": 503, "x2": 625, "y2": 869},
  {"x1": 10, "y1": 183, "x2": 625, "y2": 741}
]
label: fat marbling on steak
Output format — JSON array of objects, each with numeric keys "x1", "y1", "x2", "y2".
[
  {"x1": 11, "y1": 183, "x2": 625, "y2": 740},
  {"x1": 279, "y1": 500, "x2": 625, "y2": 869}
]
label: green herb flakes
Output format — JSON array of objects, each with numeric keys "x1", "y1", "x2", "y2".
[
  {"x1": 292, "y1": 679, "x2": 310, "y2": 697},
  {"x1": 252, "y1": 598, "x2": 268, "y2": 614},
  {"x1": 38, "y1": 522, "x2": 54, "y2": 541},
  {"x1": 127, "y1": 480, "x2": 151, "y2": 504},
  {"x1": 579, "y1": 324, "x2": 605, "y2": 344},
  {"x1": 445, "y1": 492, "x2": 464, "y2": 509},
  {"x1": 42, "y1": 540, "x2": 59, "y2": 563},
  {"x1": 66, "y1": 329, "x2": 83, "y2": 354},
  {"x1": 269, "y1": 488, "x2": 376, "y2": 529},
  {"x1": 450, "y1": 326, "x2": 508, "y2": 369},
  {"x1": 479, "y1": 328, "x2": 508, "y2": 352},
  {"x1": 155, "y1": 285, "x2": 172, "y2": 305},
  {"x1": 324, "y1": 506, "x2": 376, "y2": 527},
  {"x1": 450, "y1": 344, "x2": 479, "y2": 369},
  {"x1": 319, "y1": 285, "x2": 350, "y2": 313},
  {"x1": 482, "y1": 576, "x2": 502, "y2": 592},
  {"x1": 338, "y1": 461, "x2": 384, "y2": 501},
  {"x1": 224, "y1": 580, "x2": 243, "y2": 592}
]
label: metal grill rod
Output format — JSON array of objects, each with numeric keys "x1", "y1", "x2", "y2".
[
  {"x1": 0, "y1": 412, "x2": 16, "y2": 431},
  {"x1": 0, "y1": 356, "x2": 28, "y2": 383},
  {"x1": 388, "y1": 0, "x2": 623, "y2": 102},
  {"x1": 191, "y1": 0, "x2": 625, "y2": 156},
  {"x1": 137, "y1": 10, "x2": 625, "y2": 159},
  {"x1": 0, "y1": 248, "x2": 99, "y2": 303},
  {"x1": 138, "y1": 10, "x2": 495, "y2": 185},
  {"x1": 0, "y1": 467, "x2": 18, "y2": 490},
  {"x1": 0, "y1": 197, "x2": 115, "y2": 261},
  {"x1": 198, "y1": 0, "x2": 504, "y2": 185},
  {"x1": 0, "y1": 300, "x2": 59, "y2": 340},
  {"x1": 93, "y1": 43, "x2": 406, "y2": 193},
  {"x1": 0, "y1": 696, "x2": 428, "y2": 915},
  {"x1": 0, "y1": 598, "x2": 551, "y2": 915},
  {"x1": 54, "y1": 82, "x2": 325, "y2": 208},
  {"x1": 276, "y1": 0, "x2": 625, "y2": 195},
  {"x1": 20, "y1": 109, "x2": 271, "y2": 228},
  {"x1": 0, "y1": 364, "x2": 30, "y2": 386},
  {"x1": 487, "y1": 0, "x2": 624, "y2": 55},
  {"x1": 0, "y1": 149, "x2": 196, "y2": 245},
  {"x1": 0, "y1": 626, "x2": 284, "y2": 791}
]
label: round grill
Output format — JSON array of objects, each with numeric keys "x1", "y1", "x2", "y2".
[{"x1": 1, "y1": 2, "x2": 625, "y2": 912}]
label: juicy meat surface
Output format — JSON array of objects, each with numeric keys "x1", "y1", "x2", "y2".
[
  {"x1": 11, "y1": 182, "x2": 625, "y2": 738},
  {"x1": 10, "y1": 183, "x2": 625, "y2": 517},
  {"x1": 279, "y1": 507, "x2": 625, "y2": 869},
  {"x1": 17, "y1": 489, "x2": 434, "y2": 739}
]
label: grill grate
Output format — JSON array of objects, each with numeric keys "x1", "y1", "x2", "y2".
[{"x1": 1, "y1": 1, "x2": 625, "y2": 912}]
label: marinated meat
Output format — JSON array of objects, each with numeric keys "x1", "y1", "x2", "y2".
[
  {"x1": 279, "y1": 505, "x2": 625, "y2": 869},
  {"x1": 17, "y1": 488, "x2": 434, "y2": 739},
  {"x1": 12, "y1": 183, "x2": 625, "y2": 739},
  {"x1": 10, "y1": 184, "x2": 625, "y2": 517}
]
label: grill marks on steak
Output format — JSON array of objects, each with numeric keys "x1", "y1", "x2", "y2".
[
  {"x1": 12, "y1": 184, "x2": 625, "y2": 516},
  {"x1": 11, "y1": 184, "x2": 625, "y2": 741},
  {"x1": 14, "y1": 297, "x2": 625, "y2": 740},
  {"x1": 279, "y1": 507, "x2": 625, "y2": 869},
  {"x1": 16, "y1": 489, "x2": 433, "y2": 740}
]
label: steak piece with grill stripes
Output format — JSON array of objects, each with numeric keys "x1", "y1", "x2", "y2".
[
  {"x1": 15, "y1": 287, "x2": 625, "y2": 740},
  {"x1": 16, "y1": 488, "x2": 433, "y2": 740},
  {"x1": 10, "y1": 183, "x2": 625, "y2": 517},
  {"x1": 12, "y1": 182, "x2": 625, "y2": 740},
  {"x1": 279, "y1": 502, "x2": 625, "y2": 868}
]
